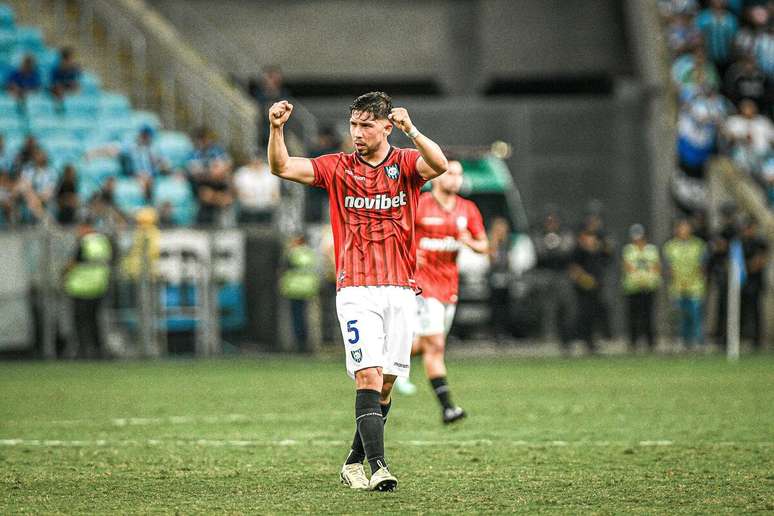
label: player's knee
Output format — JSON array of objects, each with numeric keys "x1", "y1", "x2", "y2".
[
  {"x1": 424, "y1": 335, "x2": 445, "y2": 356},
  {"x1": 354, "y1": 367, "x2": 382, "y2": 390}
]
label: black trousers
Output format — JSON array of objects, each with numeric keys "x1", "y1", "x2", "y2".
[
  {"x1": 290, "y1": 299, "x2": 309, "y2": 353},
  {"x1": 626, "y1": 291, "x2": 656, "y2": 351},
  {"x1": 575, "y1": 288, "x2": 605, "y2": 352},
  {"x1": 72, "y1": 297, "x2": 104, "y2": 359},
  {"x1": 741, "y1": 289, "x2": 763, "y2": 349}
]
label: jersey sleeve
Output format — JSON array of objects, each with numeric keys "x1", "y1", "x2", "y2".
[
  {"x1": 401, "y1": 148, "x2": 426, "y2": 188},
  {"x1": 310, "y1": 153, "x2": 340, "y2": 190},
  {"x1": 466, "y1": 201, "x2": 486, "y2": 239}
]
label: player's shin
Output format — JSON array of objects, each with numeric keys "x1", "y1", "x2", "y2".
[
  {"x1": 345, "y1": 399, "x2": 391, "y2": 465},
  {"x1": 354, "y1": 389, "x2": 389, "y2": 474}
]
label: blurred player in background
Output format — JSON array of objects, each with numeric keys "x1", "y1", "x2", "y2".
[
  {"x1": 267, "y1": 92, "x2": 448, "y2": 491},
  {"x1": 396, "y1": 161, "x2": 488, "y2": 423}
]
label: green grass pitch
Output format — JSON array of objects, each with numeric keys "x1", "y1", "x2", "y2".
[{"x1": 1, "y1": 354, "x2": 772, "y2": 513}]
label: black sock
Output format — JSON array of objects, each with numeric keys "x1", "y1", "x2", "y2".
[
  {"x1": 346, "y1": 398, "x2": 391, "y2": 466},
  {"x1": 353, "y1": 389, "x2": 388, "y2": 474},
  {"x1": 430, "y1": 376, "x2": 453, "y2": 410}
]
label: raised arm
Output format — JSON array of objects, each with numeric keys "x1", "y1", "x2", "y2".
[
  {"x1": 388, "y1": 107, "x2": 448, "y2": 180},
  {"x1": 267, "y1": 100, "x2": 315, "y2": 185}
]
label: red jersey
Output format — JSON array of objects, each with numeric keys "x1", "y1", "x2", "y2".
[
  {"x1": 415, "y1": 192, "x2": 485, "y2": 304},
  {"x1": 311, "y1": 147, "x2": 426, "y2": 290}
]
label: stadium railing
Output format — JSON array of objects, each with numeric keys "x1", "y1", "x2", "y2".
[{"x1": 60, "y1": 0, "x2": 258, "y2": 161}]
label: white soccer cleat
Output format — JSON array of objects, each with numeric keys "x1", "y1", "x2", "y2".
[
  {"x1": 340, "y1": 463, "x2": 370, "y2": 490},
  {"x1": 394, "y1": 377, "x2": 417, "y2": 396},
  {"x1": 443, "y1": 406, "x2": 466, "y2": 424},
  {"x1": 369, "y1": 466, "x2": 398, "y2": 492}
]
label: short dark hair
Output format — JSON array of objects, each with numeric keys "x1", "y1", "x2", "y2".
[{"x1": 349, "y1": 91, "x2": 392, "y2": 120}]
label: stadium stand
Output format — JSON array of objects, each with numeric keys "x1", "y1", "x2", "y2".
[{"x1": 0, "y1": 2, "x2": 197, "y2": 225}]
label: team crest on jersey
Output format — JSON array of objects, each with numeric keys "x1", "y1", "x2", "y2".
[
  {"x1": 384, "y1": 164, "x2": 400, "y2": 180},
  {"x1": 351, "y1": 349, "x2": 363, "y2": 363}
]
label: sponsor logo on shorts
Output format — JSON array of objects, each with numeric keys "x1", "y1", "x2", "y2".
[
  {"x1": 392, "y1": 362, "x2": 409, "y2": 369},
  {"x1": 351, "y1": 349, "x2": 363, "y2": 363},
  {"x1": 344, "y1": 191, "x2": 406, "y2": 210}
]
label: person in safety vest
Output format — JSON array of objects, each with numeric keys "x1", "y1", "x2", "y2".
[
  {"x1": 279, "y1": 234, "x2": 320, "y2": 353},
  {"x1": 63, "y1": 219, "x2": 112, "y2": 359}
]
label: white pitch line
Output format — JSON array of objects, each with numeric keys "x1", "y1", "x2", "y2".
[{"x1": 0, "y1": 439, "x2": 771, "y2": 448}]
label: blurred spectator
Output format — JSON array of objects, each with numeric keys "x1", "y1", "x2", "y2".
[
  {"x1": 86, "y1": 177, "x2": 127, "y2": 231},
  {"x1": 677, "y1": 98, "x2": 721, "y2": 178},
  {"x1": 310, "y1": 126, "x2": 341, "y2": 157},
  {"x1": 709, "y1": 205, "x2": 737, "y2": 348},
  {"x1": 250, "y1": 65, "x2": 291, "y2": 146},
  {"x1": 62, "y1": 219, "x2": 112, "y2": 359},
  {"x1": 673, "y1": 47, "x2": 721, "y2": 97},
  {"x1": 196, "y1": 158, "x2": 235, "y2": 227},
  {"x1": 663, "y1": 219, "x2": 708, "y2": 348},
  {"x1": 568, "y1": 229, "x2": 611, "y2": 354},
  {"x1": 488, "y1": 217, "x2": 512, "y2": 342},
  {"x1": 55, "y1": 164, "x2": 79, "y2": 225},
  {"x1": 753, "y1": 23, "x2": 774, "y2": 78},
  {"x1": 187, "y1": 126, "x2": 230, "y2": 181},
  {"x1": 122, "y1": 207, "x2": 160, "y2": 281},
  {"x1": 658, "y1": 0, "x2": 698, "y2": 18},
  {"x1": 279, "y1": 234, "x2": 320, "y2": 353},
  {"x1": 724, "y1": 53, "x2": 771, "y2": 113},
  {"x1": 234, "y1": 153, "x2": 279, "y2": 224},
  {"x1": 734, "y1": 5, "x2": 769, "y2": 58},
  {"x1": 740, "y1": 218, "x2": 769, "y2": 350},
  {"x1": 724, "y1": 99, "x2": 774, "y2": 169},
  {"x1": 12, "y1": 136, "x2": 41, "y2": 174},
  {"x1": 89, "y1": 126, "x2": 167, "y2": 180},
  {"x1": 532, "y1": 207, "x2": 575, "y2": 345},
  {"x1": 153, "y1": 168, "x2": 196, "y2": 227},
  {"x1": 668, "y1": 12, "x2": 703, "y2": 56},
  {"x1": 0, "y1": 163, "x2": 16, "y2": 225},
  {"x1": 695, "y1": 0, "x2": 739, "y2": 76},
  {"x1": 50, "y1": 47, "x2": 81, "y2": 98},
  {"x1": 0, "y1": 134, "x2": 10, "y2": 174},
  {"x1": 318, "y1": 224, "x2": 340, "y2": 346},
  {"x1": 621, "y1": 224, "x2": 662, "y2": 352},
  {"x1": 5, "y1": 54, "x2": 41, "y2": 98},
  {"x1": 18, "y1": 149, "x2": 56, "y2": 222},
  {"x1": 250, "y1": 64, "x2": 290, "y2": 107}
]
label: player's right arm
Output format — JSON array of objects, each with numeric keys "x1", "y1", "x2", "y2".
[{"x1": 267, "y1": 100, "x2": 315, "y2": 185}]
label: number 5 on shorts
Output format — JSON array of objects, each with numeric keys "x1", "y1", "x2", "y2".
[{"x1": 346, "y1": 320, "x2": 360, "y2": 344}]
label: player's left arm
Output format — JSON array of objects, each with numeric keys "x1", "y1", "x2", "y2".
[
  {"x1": 388, "y1": 107, "x2": 448, "y2": 180},
  {"x1": 458, "y1": 205, "x2": 489, "y2": 254}
]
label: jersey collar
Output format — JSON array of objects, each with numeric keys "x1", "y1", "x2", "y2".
[{"x1": 355, "y1": 146, "x2": 394, "y2": 169}]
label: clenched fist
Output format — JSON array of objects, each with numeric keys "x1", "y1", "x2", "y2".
[
  {"x1": 387, "y1": 107, "x2": 414, "y2": 134},
  {"x1": 269, "y1": 100, "x2": 293, "y2": 128}
]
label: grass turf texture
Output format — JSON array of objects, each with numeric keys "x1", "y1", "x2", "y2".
[{"x1": 1, "y1": 355, "x2": 772, "y2": 514}]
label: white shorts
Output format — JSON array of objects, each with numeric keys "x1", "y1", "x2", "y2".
[
  {"x1": 415, "y1": 296, "x2": 456, "y2": 337},
  {"x1": 336, "y1": 286, "x2": 417, "y2": 379}
]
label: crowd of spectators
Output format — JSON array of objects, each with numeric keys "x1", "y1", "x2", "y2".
[
  {"x1": 532, "y1": 201, "x2": 769, "y2": 353},
  {"x1": 0, "y1": 124, "x2": 282, "y2": 230},
  {"x1": 661, "y1": 0, "x2": 774, "y2": 207}
]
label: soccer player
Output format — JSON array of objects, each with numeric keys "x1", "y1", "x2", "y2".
[
  {"x1": 405, "y1": 161, "x2": 488, "y2": 423},
  {"x1": 267, "y1": 92, "x2": 448, "y2": 491}
]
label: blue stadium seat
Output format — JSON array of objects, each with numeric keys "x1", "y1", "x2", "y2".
[
  {"x1": 99, "y1": 92, "x2": 130, "y2": 117},
  {"x1": 79, "y1": 71, "x2": 101, "y2": 94},
  {"x1": 76, "y1": 175, "x2": 102, "y2": 203},
  {"x1": 0, "y1": 28, "x2": 15, "y2": 54},
  {"x1": 98, "y1": 117, "x2": 135, "y2": 142},
  {"x1": 153, "y1": 175, "x2": 196, "y2": 225},
  {"x1": 0, "y1": 92, "x2": 20, "y2": 117},
  {"x1": 78, "y1": 157, "x2": 121, "y2": 183},
  {"x1": 25, "y1": 92, "x2": 57, "y2": 117},
  {"x1": 40, "y1": 136, "x2": 83, "y2": 168},
  {"x1": 13, "y1": 26, "x2": 43, "y2": 53},
  {"x1": 0, "y1": 4, "x2": 15, "y2": 30},
  {"x1": 153, "y1": 131, "x2": 193, "y2": 168},
  {"x1": 29, "y1": 114, "x2": 68, "y2": 139},
  {"x1": 130, "y1": 110, "x2": 161, "y2": 132},
  {"x1": 65, "y1": 116, "x2": 95, "y2": 140},
  {"x1": 0, "y1": 113, "x2": 24, "y2": 133},
  {"x1": 63, "y1": 93, "x2": 99, "y2": 117},
  {"x1": 114, "y1": 177, "x2": 147, "y2": 215}
]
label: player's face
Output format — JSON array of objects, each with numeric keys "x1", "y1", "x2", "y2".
[
  {"x1": 437, "y1": 161, "x2": 463, "y2": 194},
  {"x1": 350, "y1": 111, "x2": 392, "y2": 157}
]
